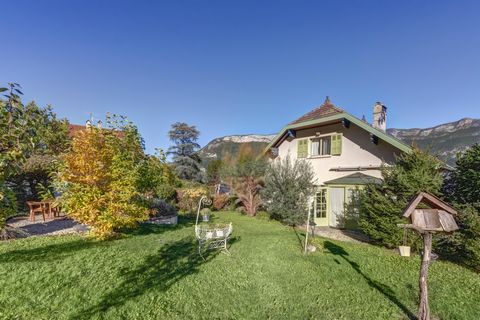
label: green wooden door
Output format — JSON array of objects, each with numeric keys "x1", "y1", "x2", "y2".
[{"x1": 313, "y1": 188, "x2": 328, "y2": 226}]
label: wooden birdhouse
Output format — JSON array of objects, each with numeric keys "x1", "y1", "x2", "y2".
[
  {"x1": 402, "y1": 192, "x2": 458, "y2": 233},
  {"x1": 400, "y1": 192, "x2": 460, "y2": 320}
]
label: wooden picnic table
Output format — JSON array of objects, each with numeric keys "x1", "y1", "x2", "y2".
[{"x1": 26, "y1": 201, "x2": 60, "y2": 222}]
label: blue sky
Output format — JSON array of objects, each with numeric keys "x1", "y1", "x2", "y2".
[{"x1": 2, "y1": 0, "x2": 479, "y2": 153}]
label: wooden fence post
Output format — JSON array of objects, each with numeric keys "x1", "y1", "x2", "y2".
[{"x1": 418, "y1": 232, "x2": 432, "y2": 320}]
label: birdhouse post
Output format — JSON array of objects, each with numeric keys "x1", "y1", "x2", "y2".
[{"x1": 399, "y1": 192, "x2": 458, "y2": 320}]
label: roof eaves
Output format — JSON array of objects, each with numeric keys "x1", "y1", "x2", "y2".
[{"x1": 263, "y1": 111, "x2": 412, "y2": 155}]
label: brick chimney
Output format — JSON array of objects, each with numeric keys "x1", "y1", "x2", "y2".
[{"x1": 372, "y1": 102, "x2": 387, "y2": 131}]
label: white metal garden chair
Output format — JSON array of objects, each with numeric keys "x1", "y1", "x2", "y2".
[{"x1": 194, "y1": 196, "x2": 232, "y2": 259}]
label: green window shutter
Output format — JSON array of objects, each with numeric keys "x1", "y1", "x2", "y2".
[
  {"x1": 297, "y1": 139, "x2": 308, "y2": 158},
  {"x1": 331, "y1": 133, "x2": 342, "y2": 155}
]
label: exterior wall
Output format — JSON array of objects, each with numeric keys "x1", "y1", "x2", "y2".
[{"x1": 276, "y1": 122, "x2": 402, "y2": 185}]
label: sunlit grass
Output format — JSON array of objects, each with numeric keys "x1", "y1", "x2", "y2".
[{"x1": 0, "y1": 212, "x2": 478, "y2": 319}]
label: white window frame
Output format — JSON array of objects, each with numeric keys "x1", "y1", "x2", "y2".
[{"x1": 308, "y1": 133, "x2": 334, "y2": 158}]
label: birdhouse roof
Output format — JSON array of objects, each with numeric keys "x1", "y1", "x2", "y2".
[{"x1": 402, "y1": 192, "x2": 457, "y2": 218}]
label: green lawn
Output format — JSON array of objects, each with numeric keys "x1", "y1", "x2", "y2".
[{"x1": 0, "y1": 212, "x2": 479, "y2": 320}]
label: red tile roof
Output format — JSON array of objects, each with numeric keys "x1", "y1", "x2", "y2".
[
  {"x1": 68, "y1": 124, "x2": 86, "y2": 138},
  {"x1": 68, "y1": 124, "x2": 124, "y2": 138},
  {"x1": 290, "y1": 96, "x2": 344, "y2": 125}
]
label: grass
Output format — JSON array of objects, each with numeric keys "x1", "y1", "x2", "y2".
[{"x1": 0, "y1": 212, "x2": 479, "y2": 320}]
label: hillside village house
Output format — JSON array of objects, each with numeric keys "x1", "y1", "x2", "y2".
[{"x1": 264, "y1": 97, "x2": 412, "y2": 228}]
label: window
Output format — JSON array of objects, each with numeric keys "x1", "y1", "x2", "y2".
[
  {"x1": 310, "y1": 136, "x2": 331, "y2": 156},
  {"x1": 314, "y1": 189, "x2": 327, "y2": 218}
]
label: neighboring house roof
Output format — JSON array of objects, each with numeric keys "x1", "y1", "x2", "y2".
[
  {"x1": 264, "y1": 97, "x2": 412, "y2": 155},
  {"x1": 68, "y1": 124, "x2": 86, "y2": 137},
  {"x1": 68, "y1": 124, "x2": 125, "y2": 138},
  {"x1": 323, "y1": 172, "x2": 382, "y2": 185}
]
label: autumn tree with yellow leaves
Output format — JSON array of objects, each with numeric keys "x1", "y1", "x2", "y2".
[{"x1": 58, "y1": 115, "x2": 148, "y2": 239}]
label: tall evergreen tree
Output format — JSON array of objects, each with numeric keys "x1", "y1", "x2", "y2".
[
  {"x1": 167, "y1": 122, "x2": 204, "y2": 182},
  {"x1": 359, "y1": 148, "x2": 443, "y2": 249}
]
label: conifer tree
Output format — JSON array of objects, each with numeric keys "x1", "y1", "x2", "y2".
[
  {"x1": 167, "y1": 122, "x2": 204, "y2": 182},
  {"x1": 359, "y1": 148, "x2": 443, "y2": 249}
]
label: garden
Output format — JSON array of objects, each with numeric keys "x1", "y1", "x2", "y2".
[
  {"x1": 1, "y1": 83, "x2": 480, "y2": 319},
  {"x1": 1, "y1": 212, "x2": 479, "y2": 320}
]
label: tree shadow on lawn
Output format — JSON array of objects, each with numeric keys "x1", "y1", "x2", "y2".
[
  {"x1": 0, "y1": 218, "x2": 193, "y2": 264},
  {"x1": 71, "y1": 235, "x2": 238, "y2": 320},
  {"x1": 323, "y1": 241, "x2": 416, "y2": 320},
  {"x1": 0, "y1": 238, "x2": 102, "y2": 264}
]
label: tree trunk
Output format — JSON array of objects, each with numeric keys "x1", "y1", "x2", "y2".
[{"x1": 418, "y1": 232, "x2": 432, "y2": 320}]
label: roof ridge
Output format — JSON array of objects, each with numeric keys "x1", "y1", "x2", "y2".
[{"x1": 290, "y1": 96, "x2": 344, "y2": 125}]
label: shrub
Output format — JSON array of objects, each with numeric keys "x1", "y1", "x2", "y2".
[
  {"x1": 212, "y1": 194, "x2": 229, "y2": 211},
  {"x1": 136, "y1": 153, "x2": 179, "y2": 202},
  {"x1": 146, "y1": 198, "x2": 177, "y2": 217},
  {"x1": 221, "y1": 146, "x2": 267, "y2": 216},
  {"x1": 0, "y1": 182, "x2": 17, "y2": 229},
  {"x1": 262, "y1": 156, "x2": 316, "y2": 226},
  {"x1": 359, "y1": 148, "x2": 443, "y2": 250},
  {"x1": 437, "y1": 204, "x2": 480, "y2": 271},
  {"x1": 438, "y1": 145, "x2": 480, "y2": 270},
  {"x1": 58, "y1": 117, "x2": 148, "y2": 240},
  {"x1": 176, "y1": 187, "x2": 209, "y2": 213}
]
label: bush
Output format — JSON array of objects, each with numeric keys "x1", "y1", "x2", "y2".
[
  {"x1": 58, "y1": 118, "x2": 148, "y2": 240},
  {"x1": 437, "y1": 204, "x2": 480, "y2": 271},
  {"x1": 359, "y1": 148, "x2": 443, "y2": 250},
  {"x1": 176, "y1": 187, "x2": 209, "y2": 213},
  {"x1": 221, "y1": 146, "x2": 267, "y2": 216},
  {"x1": 262, "y1": 156, "x2": 316, "y2": 226},
  {"x1": 212, "y1": 194, "x2": 229, "y2": 211},
  {"x1": 146, "y1": 198, "x2": 177, "y2": 217},
  {"x1": 0, "y1": 182, "x2": 17, "y2": 229}
]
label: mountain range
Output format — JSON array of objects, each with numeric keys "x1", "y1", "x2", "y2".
[{"x1": 199, "y1": 118, "x2": 480, "y2": 166}]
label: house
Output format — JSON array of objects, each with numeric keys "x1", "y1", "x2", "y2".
[{"x1": 264, "y1": 97, "x2": 412, "y2": 228}]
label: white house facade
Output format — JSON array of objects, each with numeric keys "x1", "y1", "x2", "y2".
[{"x1": 265, "y1": 97, "x2": 412, "y2": 228}]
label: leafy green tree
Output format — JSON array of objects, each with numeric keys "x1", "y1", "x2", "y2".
[
  {"x1": 136, "y1": 149, "x2": 179, "y2": 202},
  {"x1": 167, "y1": 122, "x2": 204, "y2": 182},
  {"x1": 359, "y1": 148, "x2": 443, "y2": 249},
  {"x1": 262, "y1": 156, "x2": 316, "y2": 226}
]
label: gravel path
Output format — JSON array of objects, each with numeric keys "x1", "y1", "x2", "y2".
[
  {"x1": 6, "y1": 215, "x2": 88, "y2": 237},
  {"x1": 303, "y1": 226, "x2": 370, "y2": 243}
]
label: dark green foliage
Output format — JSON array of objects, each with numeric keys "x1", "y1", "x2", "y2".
[
  {"x1": 359, "y1": 149, "x2": 443, "y2": 249},
  {"x1": 206, "y1": 159, "x2": 223, "y2": 185},
  {"x1": 437, "y1": 204, "x2": 480, "y2": 271},
  {"x1": 448, "y1": 144, "x2": 480, "y2": 204},
  {"x1": 0, "y1": 182, "x2": 17, "y2": 228},
  {"x1": 438, "y1": 145, "x2": 480, "y2": 271},
  {"x1": 146, "y1": 198, "x2": 177, "y2": 217},
  {"x1": 136, "y1": 152, "x2": 179, "y2": 202},
  {"x1": 168, "y1": 122, "x2": 204, "y2": 182},
  {"x1": 0, "y1": 84, "x2": 70, "y2": 211},
  {"x1": 262, "y1": 156, "x2": 316, "y2": 226}
]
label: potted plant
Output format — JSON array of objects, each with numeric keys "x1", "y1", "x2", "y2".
[{"x1": 201, "y1": 208, "x2": 211, "y2": 222}]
